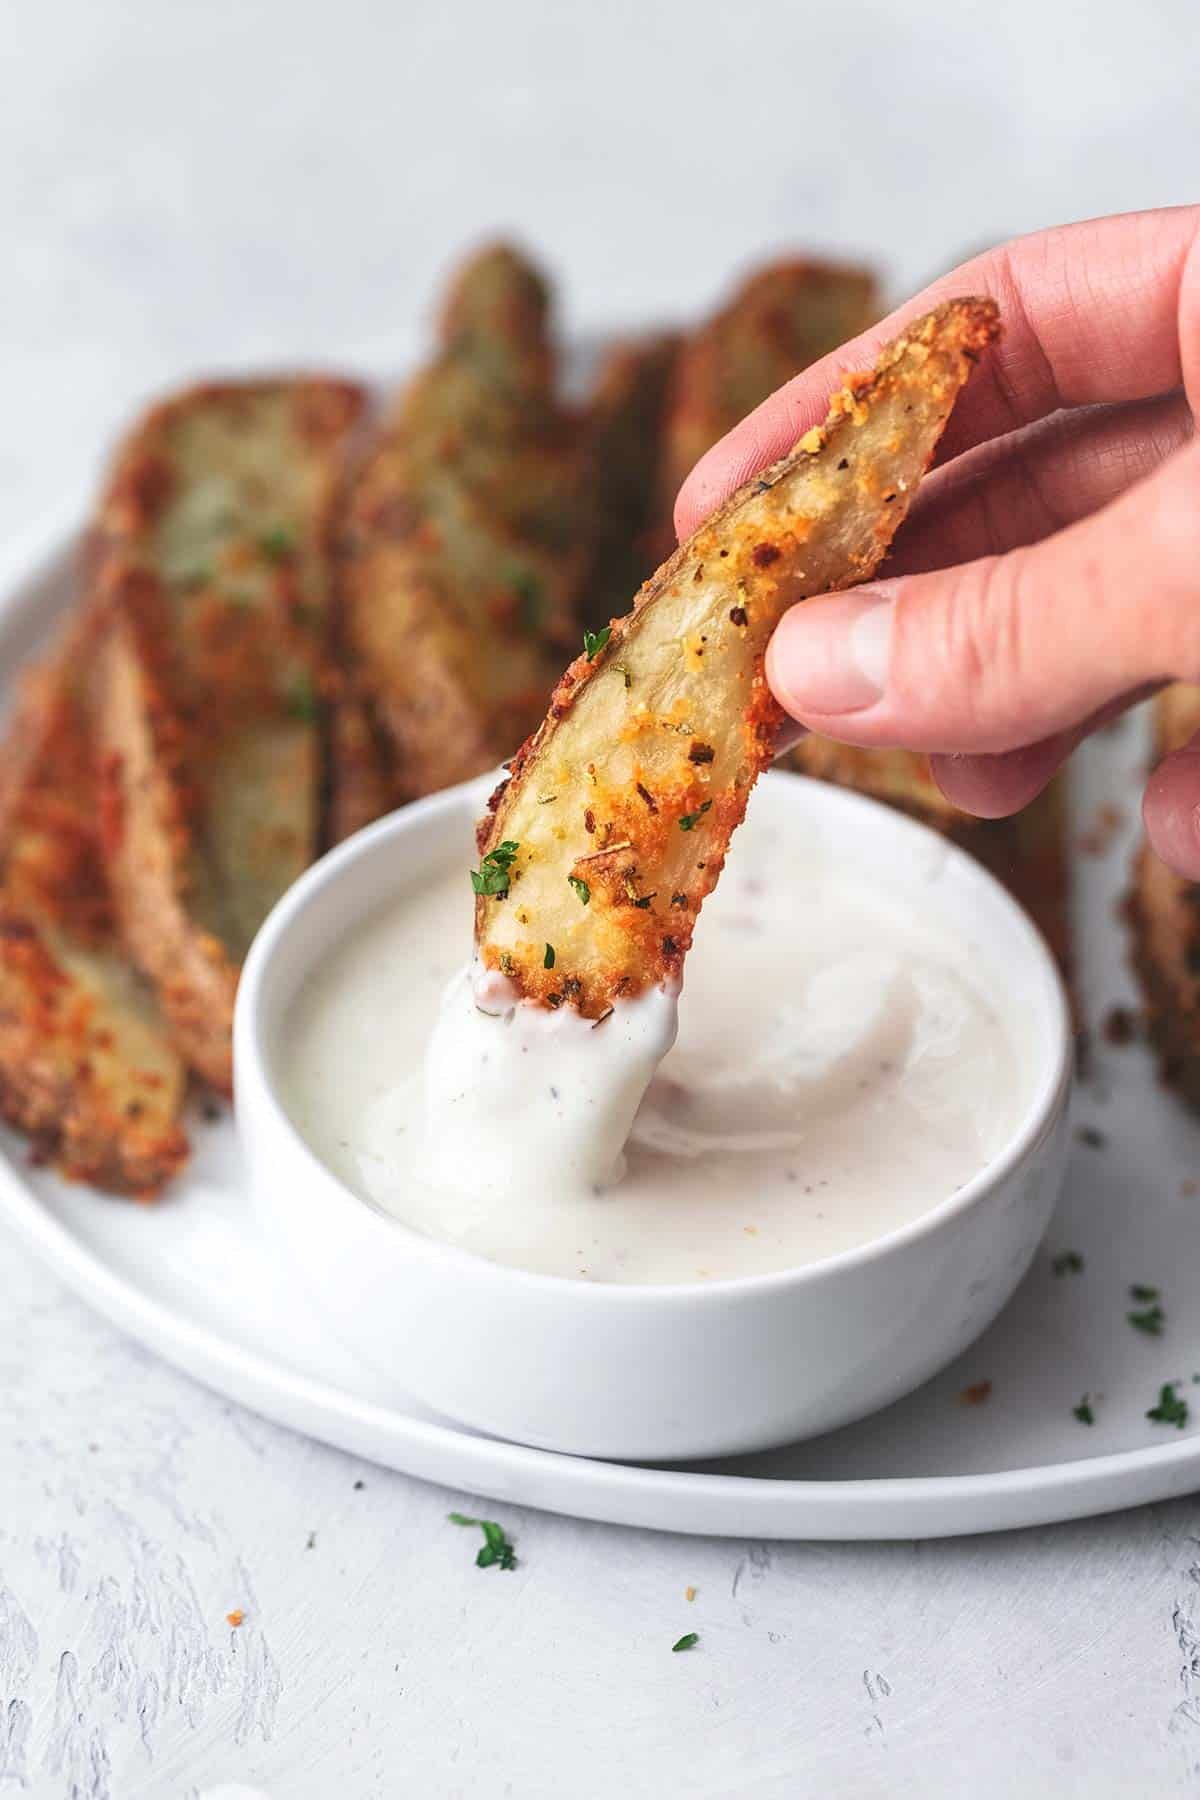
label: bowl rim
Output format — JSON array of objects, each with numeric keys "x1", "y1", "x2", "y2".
[{"x1": 234, "y1": 769, "x2": 1074, "y2": 1308}]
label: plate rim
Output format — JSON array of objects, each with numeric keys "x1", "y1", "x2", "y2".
[{"x1": 5, "y1": 499, "x2": 1200, "y2": 1541}]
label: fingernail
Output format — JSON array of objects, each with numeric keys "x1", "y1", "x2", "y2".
[{"x1": 767, "y1": 589, "x2": 893, "y2": 717}]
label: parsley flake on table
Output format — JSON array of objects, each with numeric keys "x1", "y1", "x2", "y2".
[
  {"x1": 1072, "y1": 1396, "x2": 1096, "y2": 1426},
  {"x1": 448, "y1": 1512, "x2": 517, "y2": 1570},
  {"x1": 1129, "y1": 1283, "x2": 1160, "y2": 1303},
  {"x1": 470, "y1": 840, "x2": 520, "y2": 899},
  {"x1": 1052, "y1": 1251, "x2": 1084, "y2": 1277},
  {"x1": 672, "y1": 1632, "x2": 700, "y2": 1653},
  {"x1": 1146, "y1": 1383, "x2": 1189, "y2": 1429},
  {"x1": 1128, "y1": 1302, "x2": 1166, "y2": 1337}
]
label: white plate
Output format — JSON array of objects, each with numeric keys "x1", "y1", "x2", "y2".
[{"x1": 4, "y1": 503, "x2": 1200, "y2": 1541}]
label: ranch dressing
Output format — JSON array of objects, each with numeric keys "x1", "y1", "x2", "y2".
[{"x1": 281, "y1": 788, "x2": 1029, "y2": 1284}]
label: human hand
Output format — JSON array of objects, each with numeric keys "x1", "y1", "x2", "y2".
[{"x1": 674, "y1": 208, "x2": 1200, "y2": 876}]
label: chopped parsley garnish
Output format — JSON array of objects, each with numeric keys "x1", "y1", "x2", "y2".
[
  {"x1": 285, "y1": 676, "x2": 319, "y2": 721},
  {"x1": 470, "y1": 841, "x2": 519, "y2": 899},
  {"x1": 678, "y1": 801, "x2": 712, "y2": 832},
  {"x1": 1129, "y1": 1283, "x2": 1160, "y2": 1303},
  {"x1": 1147, "y1": 1383, "x2": 1189, "y2": 1429},
  {"x1": 448, "y1": 1512, "x2": 517, "y2": 1570},
  {"x1": 1128, "y1": 1302, "x2": 1165, "y2": 1337},
  {"x1": 259, "y1": 525, "x2": 295, "y2": 561},
  {"x1": 543, "y1": 943, "x2": 556, "y2": 969},
  {"x1": 583, "y1": 626, "x2": 612, "y2": 660},
  {"x1": 672, "y1": 1632, "x2": 700, "y2": 1653},
  {"x1": 1072, "y1": 1396, "x2": 1095, "y2": 1426},
  {"x1": 1052, "y1": 1250, "x2": 1084, "y2": 1276},
  {"x1": 568, "y1": 876, "x2": 590, "y2": 906}
]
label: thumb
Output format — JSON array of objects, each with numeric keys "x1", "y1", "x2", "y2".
[{"x1": 765, "y1": 437, "x2": 1200, "y2": 755}]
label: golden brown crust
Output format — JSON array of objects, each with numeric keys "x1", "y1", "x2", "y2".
[
  {"x1": 475, "y1": 298, "x2": 1001, "y2": 1015},
  {"x1": 92, "y1": 377, "x2": 367, "y2": 1091},
  {"x1": 1129, "y1": 686, "x2": 1200, "y2": 1104},
  {"x1": 0, "y1": 619, "x2": 189, "y2": 1196}
]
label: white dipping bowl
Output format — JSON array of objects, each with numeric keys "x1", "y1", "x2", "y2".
[{"x1": 235, "y1": 771, "x2": 1072, "y2": 1463}]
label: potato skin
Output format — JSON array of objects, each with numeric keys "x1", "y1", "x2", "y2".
[
  {"x1": 92, "y1": 377, "x2": 367, "y2": 1092},
  {"x1": 476, "y1": 298, "x2": 1000, "y2": 1016}
]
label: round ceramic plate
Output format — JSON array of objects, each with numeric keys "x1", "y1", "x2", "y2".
[{"x1": 4, "y1": 494, "x2": 1200, "y2": 1542}]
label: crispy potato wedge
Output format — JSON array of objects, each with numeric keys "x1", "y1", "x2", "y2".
[
  {"x1": 93, "y1": 377, "x2": 367, "y2": 1091},
  {"x1": 1130, "y1": 686, "x2": 1200, "y2": 1104},
  {"x1": 0, "y1": 622, "x2": 188, "y2": 1195},
  {"x1": 476, "y1": 298, "x2": 1000, "y2": 1015},
  {"x1": 332, "y1": 244, "x2": 592, "y2": 816},
  {"x1": 658, "y1": 258, "x2": 879, "y2": 514}
]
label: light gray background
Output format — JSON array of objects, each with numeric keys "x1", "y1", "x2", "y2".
[{"x1": 2, "y1": 2, "x2": 1198, "y2": 1795}]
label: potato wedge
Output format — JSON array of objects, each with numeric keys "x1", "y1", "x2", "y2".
[
  {"x1": 0, "y1": 622, "x2": 188, "y2": 1195},
  {"x1": 476, "y1": 298, "x2": 1000, "y2": 1015},
  {"x1": 332, "y1": 244, "x2": 592, "y2": 815},
  {"x1": 93, "y1": 378, "x2": 367, "y2": 1091},
  {"x1": 1130, "y1": 686, "x2": 1200, "y2": 1105}
]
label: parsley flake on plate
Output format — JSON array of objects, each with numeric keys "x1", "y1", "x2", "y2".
[
  {"x1": 672, "y1": 1632, "x2": 700, "y2": 1653},
  {"x1": 1147, "y1": 1383, "x2": 1189, "y2": 1430}
]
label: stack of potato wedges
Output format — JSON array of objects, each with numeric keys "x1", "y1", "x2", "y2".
[{"x1": 0, "y1": 240, "x2": 1081, "y2": 1198}]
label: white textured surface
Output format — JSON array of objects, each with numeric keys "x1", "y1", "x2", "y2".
[{"x1": 3, "y1": 2, "x2": 1200, "y2": 1794}]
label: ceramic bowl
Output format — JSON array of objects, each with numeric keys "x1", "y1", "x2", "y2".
[{"x1": 234, "y1": 771, "x2": 1072, "y2": 1462}]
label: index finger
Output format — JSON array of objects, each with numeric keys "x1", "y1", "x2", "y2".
[{"x1": 675, "y1": 206, "x2": 1200, "y2": 540}]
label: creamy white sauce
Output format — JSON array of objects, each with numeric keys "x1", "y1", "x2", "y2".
[{"x1": 281, "y1": 793, "x2": 1032, "y2": 1284}]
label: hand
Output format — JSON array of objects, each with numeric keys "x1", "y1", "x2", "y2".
[{"x1": 674, "y1": 209, "x2": 1200, "y2": 876}]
